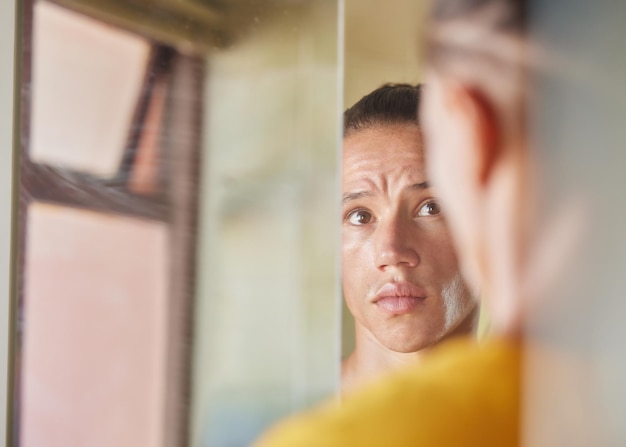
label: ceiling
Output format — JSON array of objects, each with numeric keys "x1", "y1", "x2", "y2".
[{"x1": 48, "y1": 0, "x2": 427, "y2": 98}]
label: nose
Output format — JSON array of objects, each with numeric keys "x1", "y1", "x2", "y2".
[{"x1": 375, "y1": 215, "x2": 420, "y2": 271}]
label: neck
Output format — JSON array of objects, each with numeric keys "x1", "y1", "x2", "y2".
[{"x1": 341, "y1": 309, "x2": 478, "y2": 393}]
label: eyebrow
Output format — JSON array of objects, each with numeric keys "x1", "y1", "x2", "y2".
[
  {"x1": 342, "y1": 182, "x2": 430, "y2": 204},
  {"x1": 342, "y1": 191, "x2": 372, "y2": 204},
  {"x1": 409, "y1": 181, "x2": 430, "y2": 191}
]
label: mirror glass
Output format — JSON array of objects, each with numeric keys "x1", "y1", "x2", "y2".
[
  {"x1": 15, "y1": 1, "x2": 341, "y2": 446},
  {"x1": 190, "y1": 1, "x2": 340, "y2": 445},
  {"x1": 342, "y1": 0, "x2": 427, "y2": 358}
]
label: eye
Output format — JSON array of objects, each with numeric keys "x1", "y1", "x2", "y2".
[
  {"x1": 417, "y1": 200, "x2": 442, "y2": 217},
  {"x1": 346, "y1": 209, "x2": 373, "y2": 225}
]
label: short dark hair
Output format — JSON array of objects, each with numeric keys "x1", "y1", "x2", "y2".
[{"x1": 343, "y1": 84, "x2": 422, "y2": 137}]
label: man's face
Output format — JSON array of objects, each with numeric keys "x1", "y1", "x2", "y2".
[{"x1": 342, "y1": 123, "x2": 475, "y2": 353}]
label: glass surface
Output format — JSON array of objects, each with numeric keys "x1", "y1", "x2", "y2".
[
  {"x1": 343, "y1": 0, "x2": 425, "y2": 106},
  {"x1": 30, "y1": 1, "x2": 150, "y2": 177},
  {"x1": 190, "y1": 1, "x2": 342, "y2": 445},
  {"x1": 16, "y1": 1, "x2": 205, "y2": 445},
  {"x1": 21, "y1": 203, "x2": 169, "y2": 447},
  {"x1": 341, "y1": 0, "x2": 427, "y2": 357},
  {"x1": 15, "y1": 1, "x2": 342, "y2": 446}
]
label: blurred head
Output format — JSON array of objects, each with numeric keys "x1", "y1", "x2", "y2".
[
  {"x1": 342, "y1": 84, "x2": 477, "y2": 354},
  {"x1": 421, "y1": 0, "x2": 531, "y2": 333}
]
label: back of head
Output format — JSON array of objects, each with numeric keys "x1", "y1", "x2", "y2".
[
  {"x1": 425, "y1": 0, "x2": 529, "y2": 139},
  {"x1": 421, "y1": 0, "x2": 532, "y2": 334},
  {"x1": 344, "y1": 84, "x2": 422, "y2": 137},
  {"x1": 428, "y1": 0, "x2": 526, "y2": 35}
]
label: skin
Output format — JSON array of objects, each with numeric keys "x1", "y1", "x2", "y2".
[
  {"x1": 421, "y1": 69, "x2": 531, "y2": 336},
  {"x1": 341, "y1": 123, "x2": 477, "y2": 391},
  {"x1": 254, "y1": 12, "x2": 595, "y2": 447},
  {"x1": 420, "y1": 23, "x2": 597, "y2": 447}
]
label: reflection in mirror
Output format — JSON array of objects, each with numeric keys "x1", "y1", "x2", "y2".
[
  {"x1": 341, "y1": 0, "x2": 425, "y2": 358},
  {"x1": 342, "y1": 0, "x2": 489, "y2": 391},
  {"x1": 17, "y1": 1, "x2": 200, "y2": 446},
  {"x1": 15, "y1": 0, "x2": 341, "y2": 446},
  {"x1": 30, "y1": 1, "x2": 151, "y2": 176},
  {"x1": 190, "y1": 1, "x2": 340, "y2": 445}
]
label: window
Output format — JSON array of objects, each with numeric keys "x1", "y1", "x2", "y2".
[{"x1": 16, "y1": 2, "x2": 202, "y2": 445}]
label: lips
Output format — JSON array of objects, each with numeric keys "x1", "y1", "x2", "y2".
[{"x1": 373, "y1": 282, "x2": 426, "y2": 314}]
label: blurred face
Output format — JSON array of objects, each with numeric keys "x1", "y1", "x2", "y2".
[
  {"x1": 421, "y1": 73, "x2": 484, "y2": 291},
  {"x1": 342, "y1": 123, "x2": 475, "y2": 353}
]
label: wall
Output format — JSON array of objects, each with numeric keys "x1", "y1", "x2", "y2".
[{"x1": 191, "y1": 2, "x2": 342, "y2": 445}]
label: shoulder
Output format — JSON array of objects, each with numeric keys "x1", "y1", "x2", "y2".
[{"x1": 255, "y1": 337, "x2": 521, "y2": 447}]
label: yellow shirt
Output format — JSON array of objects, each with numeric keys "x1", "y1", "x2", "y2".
[{"x1": 255, "y1": 337, "x2": 521, "y2": 446}]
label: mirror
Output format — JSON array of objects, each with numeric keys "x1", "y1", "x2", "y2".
[
  {"x1": 14, "y1": 0, "x2": 341, "y2": 446},
  {"x1": 190, "y1": 1, "x2": 340, "y2": 445},
  {"x1": 12, "y1": 0, "x2": 626, "y2": 446},
  {"x1": 17, "y1": 1, "x2": 205, "y2": 445},
  {"x1": 342, "y1": 0, "x2": 427, "y2": 358}
]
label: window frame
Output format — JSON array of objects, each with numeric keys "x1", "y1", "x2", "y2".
[{"x1": 12, "y1": 1, "x2": 203, "y2": 445}]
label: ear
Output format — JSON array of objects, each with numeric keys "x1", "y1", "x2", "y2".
[{"x1": 446, "y1": 84, "x2": 502, "y2": 187}]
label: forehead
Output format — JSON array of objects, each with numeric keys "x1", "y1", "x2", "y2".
[{"x1": 343, "y1": 124, "x2": 425, "y2": 184}]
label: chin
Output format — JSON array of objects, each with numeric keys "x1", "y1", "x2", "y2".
[
  {"x1": 380, "y1": 335, "x2": 440, "y2": 354},
  {"x1": 374, "y1": 318, "x2": 449, "y2": 354}
]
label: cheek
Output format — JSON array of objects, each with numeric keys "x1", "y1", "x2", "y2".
[
  {"x1": 422, "y1": 234, "x2": 474, "y2": 317},
  {"x1": 441, "y1": 272, "x2": 475, "y2": 328},
  {"x1": 341, "y1": 228, "x2": 373, "y2": 268},
  {"x1": 422, "y1": 228, "x2": 462, "y2": 280},
  {"x1": 341, "y1": 231, "x2": 370, "y2": 302}
]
